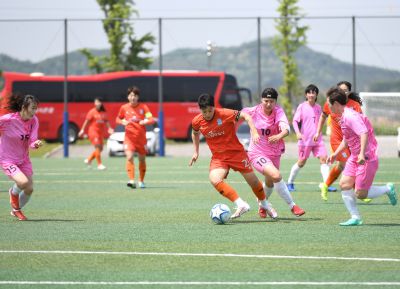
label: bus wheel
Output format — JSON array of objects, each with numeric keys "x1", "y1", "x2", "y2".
[{"x1": 58, "y1": 123, "x2": 79, "y2": 144}]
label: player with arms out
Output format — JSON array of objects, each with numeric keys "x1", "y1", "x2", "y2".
[
  {"x1": 314, "y1": 81, "x2": 363, "y2": 201},
  {"x1": 79, "y1": 97, "x2": 113, "y2": 170},
  {"x1": 0, "y1": 94, "x2": 42, "y2": 221},
  {"x1": 117, "y1": 86, "x2": 155, "y2": 189},
  {"x1": 287, "y1": 84, "x2": 329, "y2": 192},
  {"x1": 243, "y1": 88, "x2": 305, "y2": 218},
  {"x1": 189, "y1": 93, "x2": 270, "y2": 219},
  {"x1": 326, "y1": 87, "x2": 397, "y2": 226}
]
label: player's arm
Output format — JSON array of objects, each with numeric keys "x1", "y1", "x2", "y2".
[
  {"x1": 238, "y1": 111, "x2": 260, "y2": 144},
  {"x1": 116, "y1": 107, "x2": 129, "y2": 126},
  {"x1": 29, "y1": 117, "x2": 42, "y2": 149},
  {"x1": 327, "y1": 138, "x2": 348, "y2": 164},
  {"x1": 268, "y1": 125, "x2": 289, "y2": 144},
  {"x1": 358, "y1": 132, "x2": 368, "y2": 164},
  {"x1": 139, "y1": 107, "x2": 156, "y2": 126},
  {"x1": 189, "y1": 128, "x2": 200, "y2": 166},
  {"x1": 79, "y1": 119, "x2": 89, "y2": 137},
  {"x1": 314, "y1": 113, "x2": 327, "y2": 142}
]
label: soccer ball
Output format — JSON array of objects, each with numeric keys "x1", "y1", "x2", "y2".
[{"x1": 210, "y1": 203, "x2": 231, "y2": 224}]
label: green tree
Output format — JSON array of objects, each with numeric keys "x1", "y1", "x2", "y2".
[
  {"x1": 272, "y1": 0, "x2": 308, "y2": 114},
  {"x1": 81, "y1": 0, "x2": 155, "y2": 73}
]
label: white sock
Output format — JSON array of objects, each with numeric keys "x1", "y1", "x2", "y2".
[
  {"x1": 288, "y1": 163, "x2": 301, "y2": 184},
  {"x1": 259, "y1": 199, "x2": 268, "y2": 209},
  {"x1": 234, "y1": 197, "x2": 248, "y2": 208},
  {"x1": 341, "y1": 189, "x2": 360, "y2": 219},
  {"x1": 11, "y1": 183, "x2": 22, "y2": 196},
  {"x1": 263, "y1": 182, "x2": 273, "y2": 199},
  {"x1": 274, "y1": 179, "x2": 295, "y2": 208},
  {"x1": 320, "y1": 164, "x2": 330, "y2": 183},
  {"x1": 19, "y1": 192, "x2": 31, "y2": 208},
  {"x1": 367, "y1": 185, "x2": 389, "y2": 199}
]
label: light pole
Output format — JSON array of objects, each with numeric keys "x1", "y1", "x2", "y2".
[{"x1": 206, "y1": 40, "x2": 215, "y2": 70}]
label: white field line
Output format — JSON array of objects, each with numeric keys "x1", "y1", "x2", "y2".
[
  {"x1": 0, "y1": 250, "x2": 399, "y2": 262},
  {"x1": 0, "y1": 281, "x2": 400, "y2": 286}
]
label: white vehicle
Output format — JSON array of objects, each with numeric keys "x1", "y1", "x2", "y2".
[
  {"x1": 236, "y1": 122, "x2": 250, "y2": 151},
  {"x1": 107, "y1": 123, "x2": 160, "y2": 156}
]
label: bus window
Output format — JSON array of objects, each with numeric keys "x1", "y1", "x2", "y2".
[
  {"x1": 164, "y1": 76, "x2": 219, "y2": 102},
  {"x1": 12, "y1": 81, "x2": 65, "y2": 102}
]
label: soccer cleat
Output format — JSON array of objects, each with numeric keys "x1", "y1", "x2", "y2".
[
  {"x1": 258, "y1": 206, "x2": 267, "y2": 218},
  {"x1": 328, "y1": 186, "x2": 337, "y2": 192},
  {"x1": 266, "y1": 205, "x2": 278, "y2": 219},
  {"x1": 319, "y1": 183, "x2": 328, "y2": 201},
  {"x1": 10, "y1": 210, "x2": 27, "y2": 221},
  {"x1": 361, "y1": 198, "x2": 372, "y2": 203},
  {"x1": 84, "y1": 159, "x2": 92, "y2": 169},
  {"x1": 287, "y1": 183, "x2": 295, "y2": 192},
  {"x1": 9, "y1": 189, "x2": 20, "y2": 210},
  {"x1": 386, "y1": 183, "x2": 397, "y2": 206},
  {"x1": 138, "y1": 181, "x2": 145, "y2": 189},
  {"x1": 127, "y1": 182, "x2": 136, "y2": 189},
  {"x1": 291, "y1": 205, "x2": 305, "y2": 217},
  {"x1": 97, "y1": 164, "x2": 107, "y2": 170},
  {"x1": 339, "y1": 218, "x2": 363, "y2": 226},
  {"x1": 230, "y1": 203, "x2": 250, "y2": 219}
]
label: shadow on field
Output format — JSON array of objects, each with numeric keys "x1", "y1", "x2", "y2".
[
  {"x1": 232, "y1": 217, "x2": 323, "y2": 224},
  {"x1": 26, "y1": 219, "x2": 85, "y2": 222},
  {"x1": 364, "y1": 223, "x2": 400, "y2": 227}
]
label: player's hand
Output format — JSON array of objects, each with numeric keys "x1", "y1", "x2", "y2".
[
  {"x1": 78, "y1": 130, "x2": 84, "y2": 138},
  {"x1": 251, "y1": 131, "x2": 260, "y2": 144},
  {"x1": 268, "y1": 135, "x2": 280, "y2": 144},
  {"x1": 326, "y1": 154, "x2": 336, "y2": 165},
  {"x1": 33, "y1": 140, "x2": 43, "y2": 148},
  {"x1": 313, "y1": 133, "x2": 320, "y2": 142},
  {"x1": 296, "y1": 133, "x2": 302, "y2": 140},
  {"x1": 108, "y1": 128, "x2": 114, "y2": 134},
  {"x1": 357, "y1": 153, "x2": 366, "y2": 165},
  {"x1": 189, "y1": 152, "x2": 199, "y2": 166}
]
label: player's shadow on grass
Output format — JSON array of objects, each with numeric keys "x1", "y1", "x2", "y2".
[
  {"x1": 232, "y1": 217, "x2": 323, "y2": 224},
  {"x1": 26, "y1": 219, "x2": 85, "y2": 222},
  {"x1": 364, "y1": 223, "x2": 400, "y2": 227}
]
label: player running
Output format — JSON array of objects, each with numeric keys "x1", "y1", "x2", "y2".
[
  {"x1": 287, "y1": 84, "x2": 329, "y2": 192},
  {"x1": 117, "y1": 86, "x2": 155, "y2": 189},
  {"x1": 0, "y1": 94, "x2": 42, "y2": 221},
  {"x1": 314, "y1": 81, "x2": 363, "y2": 201},
  {"x1": 242, "y1": 88, "x2": 305, "y2": 218},
  {"x1": 326, "y1": 87, "x2": 397, "y2": 226},
  {"x1": 79, "y1": 97, "x2": 113, "y2": 170},
  {"x1": 189, "y1": 93, "x2": 270, "y2": 219}
]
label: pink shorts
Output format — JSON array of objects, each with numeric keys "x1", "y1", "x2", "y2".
[
  {"x1": 1, "y1": 160, "x2": 33, "y2": 178},
  {"x1": 249, "y1": 153, "x2": 281, "y2": 174},
  {"x1": 343, "y1": 157, "x2": 378, "y2": 191},
  {"x1": 298, "y1": 143, "x2": 327, "y2": 160}
]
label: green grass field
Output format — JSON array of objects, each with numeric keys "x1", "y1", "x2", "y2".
[{"x1": 0, "y1": 157, "x2": 399, "y2": 289}]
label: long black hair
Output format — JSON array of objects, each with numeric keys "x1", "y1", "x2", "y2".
[
  {"x1": 7, "y1": 93, "x2": 39, "y2": 112},
  {"x1": 336, "y1": 81, "x2": 362, "y2": 105},
  {"x1": 94, "y1": 97, "x2": 106, "y2": 112}
]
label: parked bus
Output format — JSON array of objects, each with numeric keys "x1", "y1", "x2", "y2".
[{"x1": 0, "y1": 71, "x2": 251, "y2": 142}]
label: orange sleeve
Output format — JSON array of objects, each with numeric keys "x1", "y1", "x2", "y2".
[
  {"x1": 191, "y1": 116, "x2": 200, "y2": 132},
  {"x1": 220, "y1": 108, "x2": 239, "y2": 124},
  {"x1": 323, "y1": 102, "x2": 330, "y2": 116},
  {"x1": 85, "y1": 109, "x2": 94, "y2": 121},
  {"x1": 118, "y1": 105, "x2": 125, "y2": 120}
]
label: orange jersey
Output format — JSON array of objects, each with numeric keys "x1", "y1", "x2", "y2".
[
  {"x1": 85, "y1": 108, "x2": 109, "y2": 137},
  {"x1": 323, "y1": 98, "x2": 362, "y2": 145},
  {"x1": 118, "y1": 103, "x2": 153, "y2": 145},
  {"x1": 192, "y1": 108, "x2": 244, "y2": 155}
]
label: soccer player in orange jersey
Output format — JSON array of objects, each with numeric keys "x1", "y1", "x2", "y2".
[
  {"x1": 117, "y1": 86, "x2": 155, "y2": 189},
  {"x1": 79, "y1": 98, "x2": 113, "y2": 170},
  {"x1": 189, "y1": 93, "x2": 270, "y2": 219},
  {"x1": 314, "y1": 81, "x2": 363, "y2": 201}
]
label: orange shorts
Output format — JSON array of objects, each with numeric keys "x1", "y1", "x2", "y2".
[
  {"x1": 330, "y1": 142, "x2": 351, "y2": 162},
  {"x1": 124, "y1": 137, "x2": 147, "y2": 155},
  {"x1": 88, "y1": 133, "x2": 104, "y2": 146},
  {"x1": 210, "y1": 150, "x2": 253, "y2": 174}
]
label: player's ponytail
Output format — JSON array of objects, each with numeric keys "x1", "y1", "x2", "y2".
[{"x1": 347, "y1": 92, "x2": 363, "y2": 106}]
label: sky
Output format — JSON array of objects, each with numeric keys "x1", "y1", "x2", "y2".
[{"x1": 0, "y1": 0, "x2": 399, "y2": 71}]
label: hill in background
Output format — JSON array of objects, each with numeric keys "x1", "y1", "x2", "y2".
[{"x1": 1, "y1": 38, "x2": 400, "y2": 95}]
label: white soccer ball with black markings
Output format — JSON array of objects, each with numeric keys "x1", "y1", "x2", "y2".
[{"x1": 210, "y1": 203, "x2": 231, "y2": 224}]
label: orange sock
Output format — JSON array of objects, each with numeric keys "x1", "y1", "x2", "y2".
[
  {"x1": 251, "y1": 181, "x2": 266, "y2": 201},
  {"x1": 95, "y1": 148, "x2": 102, "y2": 165},
  {"x1": 325, "y1": 165, "x2": 342, "y2": 187},
  {"x1": 214, "y1": 182, "x2": 239, "y2": 202},
  {"x1": 139, "y1": 161, "x2": 146, "y2": 182},
  {"x1": 87, "y1": 151, "x2": 96, "y2": 162},
  {"x1": 126, "y1": 160, "x2": 135, "y2": 181}
]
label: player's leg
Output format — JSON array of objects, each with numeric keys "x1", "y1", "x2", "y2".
[
  {"x1": 9, "y1": 171, "x2": 31, "y2": 221},
  {"x1": 339, "y1": 174, "x2": 361, "y2": 226},
  {"x1": 95, "y1": 143, "x2": 106, "y2": 170},
  {"x1": 287, "y1": 146, "x2": 310, "y2": 192},
  {"x1": 240, "y1": 171, "x2": 269, "y2": 218},
  {"x1": 125, "y1": 149, "x2": 136, "y2": 188},
  {"x1": 314, "y1": 143, "x2": 330, "y2": 186},
  {"x1": 137, "y1": 150, "x2": 146, "y2": 189}
]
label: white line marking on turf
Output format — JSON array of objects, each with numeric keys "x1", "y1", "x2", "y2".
[
  {"x1": 0, "y1": 250, "x2": 399, "y2": 262},
  {"x1": 0, "y1": 281, "x2": 399, "y2": 286}
]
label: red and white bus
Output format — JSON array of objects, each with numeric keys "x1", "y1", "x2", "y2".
[{"x1": 0, "y1": 70, "x2": 251, "y2": 142}]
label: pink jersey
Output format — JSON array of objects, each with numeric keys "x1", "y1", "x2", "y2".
[
  {"x1": 242, "y1": 104, "x2": 290, "y2": 157},
  {"x1": 340, "y1": 107, "x2": 378, "y2": 161},
  {"x1": 292, "y1": 101, "x2": 323, "y2": 146},
  {"x1": 0, "y1": 112, "x2": 39, "y2": 162}
]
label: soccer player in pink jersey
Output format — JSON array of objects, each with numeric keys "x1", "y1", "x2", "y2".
[
  {"x1": 326, "y1": 87, "x2": 397, "y2": 226},
  {"x1": 242, "y1": 88, "x2": 305, "y2": 218},
  {"x1": 287, "y1": 84, "x2": 329, "y2": 192},
  {"x1": 0, "y1": 94, "x2": 42, "y2": 221}
]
